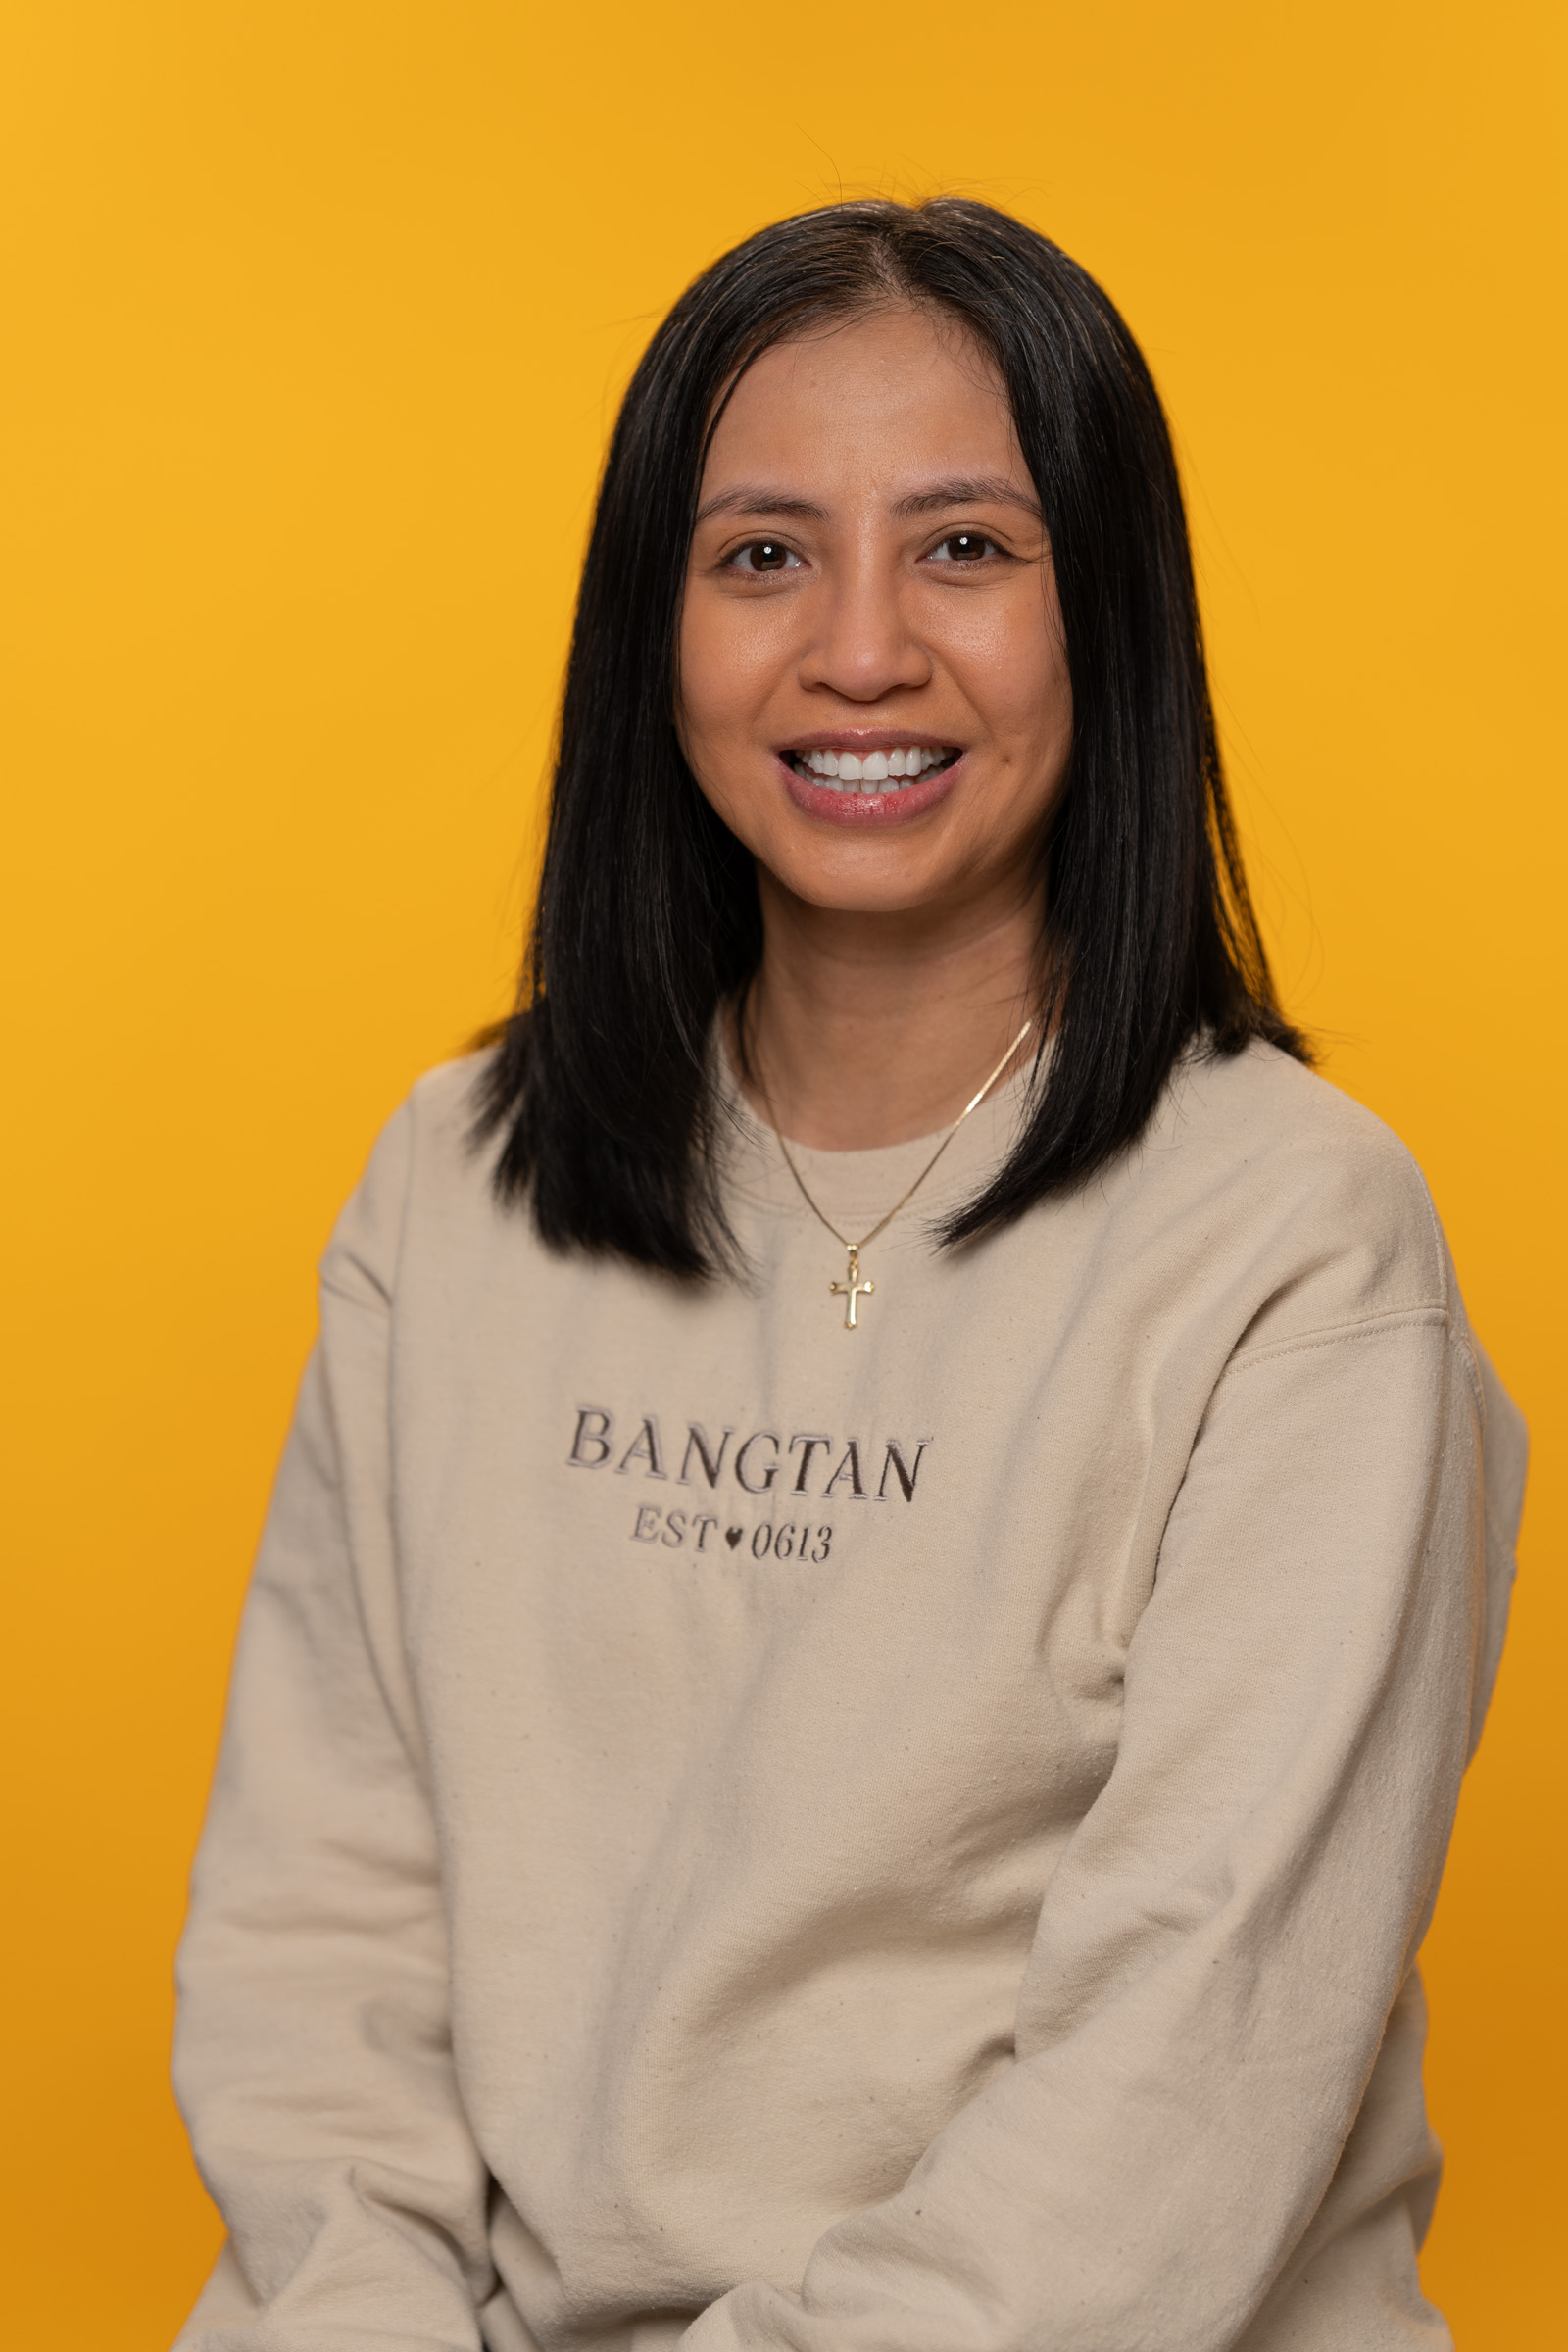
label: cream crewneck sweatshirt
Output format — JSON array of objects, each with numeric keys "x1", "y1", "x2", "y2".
[{"x1": 173, "y1": 1040, "x2": 1525, "y2": 2352}]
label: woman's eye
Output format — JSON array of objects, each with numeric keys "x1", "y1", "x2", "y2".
[
  {"x1": 926, "y1": 531, "x2": 1001, "y2": 564},
  {"x1": 727, "y1": 540, "x2": 803, "y2": 574}
]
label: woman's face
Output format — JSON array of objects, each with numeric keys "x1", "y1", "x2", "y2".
[{"x1": 678, "y1": 304, "x2": 1072, "y2": 922}]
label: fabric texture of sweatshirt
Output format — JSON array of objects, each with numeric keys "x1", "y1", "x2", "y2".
[{"x1": 172, "y1": 1040, "x2": 1526, "y2": 2352}]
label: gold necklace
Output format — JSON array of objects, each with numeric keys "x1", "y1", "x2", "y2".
[{"x1": 766, "y1": 1018, "x2": 1034, "y2": 1328}]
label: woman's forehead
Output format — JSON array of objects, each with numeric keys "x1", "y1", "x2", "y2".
[{"x1": 701, "y1": 310, "x2": 1024, "y2": 503}]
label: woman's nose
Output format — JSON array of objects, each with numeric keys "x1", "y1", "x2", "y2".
[{"x1": 798, "y1": 561, "x2": 933, "y2": 703}]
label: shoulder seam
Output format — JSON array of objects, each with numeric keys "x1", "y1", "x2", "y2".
[
  {"x1": 318, "y1": 1265, "x2": 392, "y2": 1313},
  {"x1": 1226, "y1": 1302, "x2": 1450, "y2": 1374},
  {"x1": 1446, "y1": 1315, "x2": 1486, "y2": 1421},
  {"x1": 1411, "y1": 1161, "x2": 1452, "y2": 1318}
]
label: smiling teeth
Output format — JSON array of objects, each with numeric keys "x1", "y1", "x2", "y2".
[{"x1": 792, "y1": 746, "x2": 956, "y2": 790}]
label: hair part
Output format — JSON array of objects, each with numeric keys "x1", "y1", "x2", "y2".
[{"x1": 474, "y1": 195, "x2": 1308, "y2": 1276}]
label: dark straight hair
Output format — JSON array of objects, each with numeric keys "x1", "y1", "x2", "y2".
[{"x1": 475, "y1": 196, "x2": 1307, "y2": 1276}]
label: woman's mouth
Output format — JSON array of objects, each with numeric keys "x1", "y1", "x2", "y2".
[
  {"x1": 784, "y1": 744, "x2": 960, "y2": 793},
  {"x1": 777, "y1": 740, "x2": 968, "y2": 827}
]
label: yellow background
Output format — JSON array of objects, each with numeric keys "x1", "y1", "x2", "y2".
[{"x1": 2, "y1": 2, "x2": 1562, "y2": 2341}]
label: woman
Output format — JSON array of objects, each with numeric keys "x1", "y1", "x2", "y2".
[{"x1": 173, "y1": 198, "x2": 1525, "y2": 2352}]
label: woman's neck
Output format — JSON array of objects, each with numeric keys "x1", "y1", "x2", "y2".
[{"x1": 736, "y1": 869, "x2": 1044, "y2": 1151}]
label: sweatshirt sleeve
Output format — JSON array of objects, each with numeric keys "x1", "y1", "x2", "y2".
[
  {"x1": 681, "y1": 1300, "x2": 1523, "y2": 2352},
  {"x1": 172, "y1": 1101, "x2": 495, "y2": 2350}
]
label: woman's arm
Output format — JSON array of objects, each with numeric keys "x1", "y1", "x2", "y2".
[
  {"x1": 172, "y1": 1108, "x2": 494, "y2": 2349},
  {"x1": 682, "y1": 1303, "x2": 1523, "y2": 2352}
]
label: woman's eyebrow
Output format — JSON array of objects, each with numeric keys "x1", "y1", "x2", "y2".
[
  {"x1": 891, "y1": 475, "x2": 1042, "y2": 518},
  {"x1": 694, "y1": 487, "x2": 830, "y2": 525}
]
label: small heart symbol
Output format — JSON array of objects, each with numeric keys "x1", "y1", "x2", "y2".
[{"x1": 724, "y1": 1526, "x2": 744, "y2": 1549}]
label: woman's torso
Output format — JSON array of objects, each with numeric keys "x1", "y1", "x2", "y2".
[{"x1": 297, "y1": 1038, "x2": 1512, "y2": 2349}]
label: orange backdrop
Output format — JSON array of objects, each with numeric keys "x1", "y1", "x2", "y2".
[{"x1": 3, "y1": 2, "x2": 1563, "y2": 2342}]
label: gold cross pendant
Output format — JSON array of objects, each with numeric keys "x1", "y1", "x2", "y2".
[{"x1": 830, "y1": 1244, "x2": 875, "y2": 1329}]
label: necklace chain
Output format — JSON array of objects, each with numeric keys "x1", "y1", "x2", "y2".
[{"x1": 762, "y1": 1016, "x2": 1034, "y2": 1324}]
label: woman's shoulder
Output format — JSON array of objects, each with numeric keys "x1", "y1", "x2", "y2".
[
  {"x1": 1161, "y1": 1037, "x2": 1429, "y2": 1189},
  {"x1": 1138, "y1": 1039, "x2": 1457, "y2": 1352},
  {"x1": 404, "y1": 1046, "x2": 498, "y2": 1152},
  {"x1": 318, "y1": 1050, "x2": 502, "y2": 1306}
]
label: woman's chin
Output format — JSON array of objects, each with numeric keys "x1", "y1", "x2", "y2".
[{"x1": 755, "y1": 835, "x2": 981, "y2": 921}]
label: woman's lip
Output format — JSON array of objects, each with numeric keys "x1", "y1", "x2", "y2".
[{"x1": 777, "y1": 749, "x2": 966, "y2": 826}]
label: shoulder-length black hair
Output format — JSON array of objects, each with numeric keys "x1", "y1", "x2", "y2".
[{"x1": 475, "y1": 195, "x2": 1307, "y2": 1276}]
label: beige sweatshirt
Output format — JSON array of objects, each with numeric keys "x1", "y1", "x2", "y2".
[{"x1": 173, "y1": 1041, "x2": 1525, "y2": 2352}]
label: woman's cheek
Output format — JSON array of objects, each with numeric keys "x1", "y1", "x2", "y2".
[
  {"x1": 926, "y1": 587, "x2": 1054, "y2": 693},
  {"x1": 681, "y1": 607, "x2": 773, "y2": 742}
]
